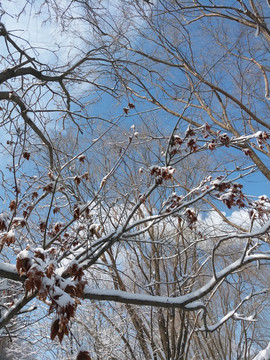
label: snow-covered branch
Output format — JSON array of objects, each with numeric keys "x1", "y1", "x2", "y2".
[
  {"x1": 0, "y1": 262, "x2": 25, "y2": 283},
  {"x1": 83, "y1": 253, "x2": 270, "y2": 309}
]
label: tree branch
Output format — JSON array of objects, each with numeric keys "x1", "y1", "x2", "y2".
[{"x1": 0, "y1": 91, "x2": 54, "y2": 168}]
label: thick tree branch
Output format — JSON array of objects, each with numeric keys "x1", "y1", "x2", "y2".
[
  {"x1": 0, "y1": 262, "x2": 24, "y2": 283},
  {"x1": 83, "y1": 253, "x2": 270, "y2": 309}
]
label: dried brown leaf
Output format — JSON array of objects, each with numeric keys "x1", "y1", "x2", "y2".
[
  {"x1": 9, "y1": 200, "x2": 16, "y2": 211},
  {"x1": 76, "y1": 350, "x2": 92, "y2": 360}
]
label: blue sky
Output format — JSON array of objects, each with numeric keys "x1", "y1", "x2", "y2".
[{"x1": 0, "y1": 0, "x2": 269, "y2": 217}]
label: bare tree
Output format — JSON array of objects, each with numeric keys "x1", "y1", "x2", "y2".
[{"x1": 0, "y1": 1, "x2": 269, "y2": 359}]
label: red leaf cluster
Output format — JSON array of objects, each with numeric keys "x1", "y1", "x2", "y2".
[
  {"x1": 218, "y1": 133, "x2": 230, "y2": 146},
  {"x1": 74, "y1": 206, "x2": 80, "y2": 220},
  {"x1": 150, "y1": 165, "x2": 175, "y2": 184},
  {"x1": 23, "y1": 151, "x2": 30, "y2": 160},
  {"x1": 183, "y1": 208, "x2": 198, "y2": 228},
  {"x1": 11, "y1": 218, "x2": 26, "y2": 228},
  {"x1": 186, "y1": 137, "x2": 198, "y2": 152},
  {"x1": 16, "y1": 250, "x2": 32, "y2": 276},
  {"x1": 214, "y1": 182, "x2": 246, "y2": 209},
  {"x1": 1, "y1": 230, "x2": 16, "y2": 247},
  {"x1": 249, "y1": 195, "x2": 270, "y2": 223},
  {"x1": 16, "y1": 247, "x2": 87, "y2": 343},
  {"x1": 185, "y1": 125, "x2": 196, "y2": 138},
  {"x1": 25, "y1": 265, "x2": 45, "y2": 293},
  {"x1": 82, "y1": 172, "x2": 89, "y2": 181},
  {"x1": 73, "y1": 204, "x2": 91, "y2": 220},
  {"x1": 165, "y1": 193, "x2": 183, "y2": 212},
  {"x1": 256, "y1": 131, "x2": 269, "y2": 149},
  {"x1": 123, "y1": 102, "x2": 135, "y2": 114},
  {"x1": 208, "y1": 140, "x2": 216, "y2": 151},
  {"x1": 171, "y1": 135, "x2": 183, "y2": 147},
  {"x1": 39, "y1": 221, "x2": 46, "y2": 232},
  {"x1": 202, "y1": 123, "x2": 211, "y2": 137},
  {"x1": 43, "y1": 182, "x2": 54, "y2": 193},
  {"x1": 168, "y1": 123, "x2": 244, "y2": 157},
  {"x1": 67, "y1": 263, "x2": 85, "y2": 282},
  {"x1": 32, "y1": 191, "x2": 39, "y2": 200},
  {"x1": 170, "y1": 124, "x2": 210, "y2": 156},
  {"x1": 49, "y1": 262, "x2": 87, "y2": 342},
  {"x1": 51, "y1": 316, "x2": 70, "y2": 343}
]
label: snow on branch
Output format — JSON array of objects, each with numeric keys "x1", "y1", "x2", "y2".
[
  {"x1": 0, "y1": 261, "x2": 25, "y2": 282},
  {"x1": 198, "y1": 289, "x2": 267, "y2": 332},
  {"x1": 83, "y1": 252, "x2": 270, "y2": 309},
  {"x1": 83, "y1": 287, "x2": 205, "y2": 310},
  {"x1": 253, "y1": 342, "x2": 270, "y2": 360},
  {"x1": 0, "y1": 292, "x2": 36, "y2": 329},
  {"x1": 213, "y1": 218, "x2": 270, "y2": 252}
]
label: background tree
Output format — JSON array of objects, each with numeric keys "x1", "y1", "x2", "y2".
[{"x1": 0, "y1": 1, "x2": 269, "y2": 359}]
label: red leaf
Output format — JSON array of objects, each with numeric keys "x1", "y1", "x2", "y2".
[
  {"x1": 0, "y1": 219, "x2": 7, "y2": 231},
  {"x1": 23, "y1": 151, "x2": 30, "y2": 160},
  {"x1": 43, "y1": 183, "x2": 54, "y2": 192},
  {"x1": 50, "y1": 319, "x2": 59, "y2": 341},
  {"x1": 31, "y1": 191, "x2": 38, "y2": 199},
  {"x1": 9, "y1": 200, "x2": 16, "y2": 211},
  {"x1": 16, "y1": 256, "x2": 32, "y2": 276},
  {"x1": 81, "y1": 172, "x2": 89, "y2": 181},
  {"x1": 48, "y1": 171, "x2": 54, "y2": 180},
  {"x1": 53, "y1": 207, "x2": 60, "y2": 214},
  {"x1": 242, "y1": 148, "x2": 251, "y2": 156},
  {"x1": 74, "y1": 176, "x2": 81, "y2": 186},
  {"x1": 1, "y1": 231, "x2": 15, "y2": 246},
  {"x1": 79, "y1": 155, "x2": 86, "y2": 163},
  {"x1": 34, "y1": 249, "x2": 45, "y2": 261},
  {"x1": 74, "y1": 207, "x2": 80, "y2": 219},
  {"x1": 76, "y1": 350, "x2": 92, "y2": 360},
  {"x1": 39, "y1": 222, "x2": 46, "y2": 232}
]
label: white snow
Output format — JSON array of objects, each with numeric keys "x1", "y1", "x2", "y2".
[
  {"x1": 83, "y1": 286, "x2": 204, "y2": 310},
  {"x1": 253, "y1": 343, "x2": 270, "y2": 360},
  {"x1": 0, "y1": 262, "x2": 18, "y2": 275},
  {"x1": 17, "y1": 249, "x2": 30, "y2": 259}
]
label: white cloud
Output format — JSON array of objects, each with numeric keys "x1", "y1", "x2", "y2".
[
  {"x1": 1, "y1": 1, "x2": 88, "y2": 66},
  {"x1": 228, "y1": 209, "x2": 250, "y2": 228}
]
